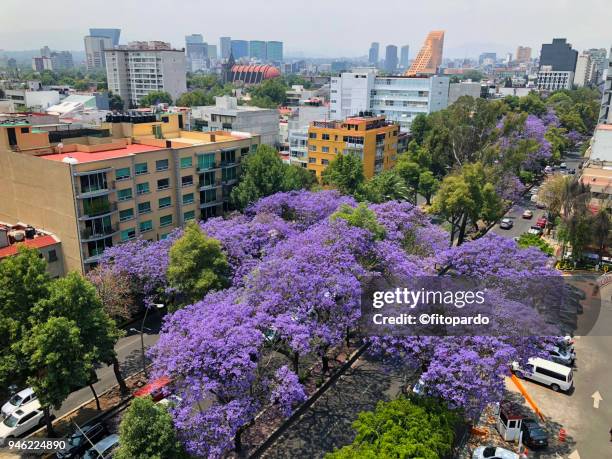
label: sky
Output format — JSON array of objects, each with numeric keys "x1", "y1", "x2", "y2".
[{"x1": 1, "y1": 0, "x2": 611, "y2": 58}]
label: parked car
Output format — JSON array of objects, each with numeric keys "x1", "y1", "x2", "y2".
[
  {"x1": 134, "y1": 376, "x2": 171, "y2": 402},
  {"x1": 536, "y1": 217, "x2": 547, "y2": 229},
  {"x1": 512, "y1": 357, "x2": 574, "y2": 392},
  {"x1": 520, "y1": 418, "x2": 549, "y2": 449},
  {"x1": 560, "y1": 162, "x2": 567, "y2": 169},
  {"x1": 82, "y1": 434, "x2": 119, "y2": 459},
  {"x1": 530, "y1": 187, "x2": 539, "y2": 195},
  {"x1": 158, "y1": 394, "x2": 182, "y2": 408},
  {"x1": 522, "y1": 210, "x2": 533, "y2": 219},
  {"x1": 569, "y1": 168, "x2": 576, "y2": 175},
  {"x1": 528, "y1": 226, "x2": 543, "y2": 236},
  {"x1": 0, "y1": 400, "x2": 45, "y2": 441},
  {"x1": 56, "y1": 422, "x2": 109, "y2": 459},
  {"x1": 544, "y1": 166, "x2": 553, "y2": 174},
  {"x1": 536, "y1": 201, "x2": 547, "y2": 209},
  {"x1": 472, "y1": 445, "x2": 519, "y2": 459},
  {"x1": 1, "y1": 387, "x2": 37, "y2": 418},
  {"x1": 530, "y1": 194, "x2": 538, "y2": 203},
  {"x1": 411, "y1": 378, "x2": 426, "y2": 396},
  {"x1": 499, "y1": 218, "x2": 513, "y2": 230},
  {"x1": 549, "y1": 345, "x2": 575, "y2": 367}
]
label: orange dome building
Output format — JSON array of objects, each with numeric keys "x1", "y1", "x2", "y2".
[{"x1": 228, "y1": 64, "x2": 281, "y2": 84}]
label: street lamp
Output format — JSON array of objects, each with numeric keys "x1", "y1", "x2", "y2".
[{"x1": 139, "y1": 303, "x2": 164, "y2": 377}]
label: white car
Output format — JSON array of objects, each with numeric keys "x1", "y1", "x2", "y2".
[
  {"x1": 412, "y1": 378, "x2": 426, "y2": 396},
  {"x1": 0, "y1": 400, "x2": 44, "y2": 440},
  {"x1": 549, "y1": 345, "x2": 575, "y2": 367},
  {"x1": 1, "y1": 388, "x2": 37, "y2": 418},
  {"x1": 473, "y1": 445, "x2": 519, "y2": 459},
  {"x1": 560, "y1": 162, "x2": 567, "y2": 169}
]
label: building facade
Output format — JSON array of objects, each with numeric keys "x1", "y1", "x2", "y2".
[
  {"x1": 220, "y1": 37, "x2": 232, "y2": 59},
  {"x1": 266, "y1": 41, "x2": 283, "y2": 63},
  {"x1": 231, "y1": 40, "x2": 249, "y2": 59},
  {"x1": 249, "y1": 41, "x2": 267, "y2": 60},
  {"x1": 574, "y1": 53, "x2": 596, "y2": 87},
  {"x1": 539, "y1": 38, "x2": 578, "y2": 72},
  {"x1": 406, "y1": 30, "x2": 445, "y2": 76},
  {"x1": 516, "y1": 46, "x2": 532, "y2": 63},
  {"x1": 84, "y1": 36, "x2": 112, "y2": 70},
  {"x1": 400, "y1": 45, "x2": 410, "y2": 69},
  {"x1": 599, "y1": 48, "x2": 612, "y2": 124},
  {"x1": 385, "y1": 45, "x2": 398, "y2": 74},
  {"x1": 306, "y1": 115, "x2": 399, "y2": 180},
  {"x1": 0, "y1": 113, "x2": 259, "y2": 273},
  {"x1": 369, "y1": 42, "x2": 379, "y2": 66},
  {"x1": 536, "y1": 68, "x2": 574, "y2": 91},
  {"x1": 105, "y1": 43, "x2": 187, "y2": 108},
  {"x1": 185, "y1": 34, "x2": 207, "y2": 71},
  {"x1": 89, "y1": 28, "x2": 121, "y2": 46}
]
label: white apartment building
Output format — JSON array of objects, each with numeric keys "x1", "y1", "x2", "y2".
[
  {"x1": 448, "y1": 81, "x2": 482, "y2": 104},
  {"x1": 288, "y1": 128, "x2": 309, "y2": 167},
  {"x1": 191, "y1": 96, "x2": 279, "y2": 146},
  {"x1": 105, "y1": 43, "x2": 187, "y2": 109},
  {"x1": 599, "y1": 48, "x2": 612, "y2": 124},
  {"x1": 2, "y1": 90, "x2": 60, "y2": 110},
  {"x1": 84, "y1": 36, "x2": 112, "y2": 70},
  {"x1": 330, "y1": 68, "x2": 450, "y2": 132},
  {"x1": 574, "y1": 53, "x2": 596, "y2": 87},
  {"x1": 536, "y1": 67, "x2": 574, "y2": 91}
]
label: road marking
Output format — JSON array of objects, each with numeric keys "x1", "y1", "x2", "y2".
[
  {"x1": 568, "y1": 450, "x2": 581, "y2": 459},
  {"x1": 591, "y1": 390, "x2": 603, "y2": 408}
]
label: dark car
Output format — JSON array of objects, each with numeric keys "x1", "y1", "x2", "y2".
[
  {"x1": 521, "y1": 418, "x2": 549, "y2": 449},
  {"x1": 499, "y1": 218, "x2": 513, "y2": 230},
  {"x1": 56, "y1": 422, "x2": 109, "y2": 458}
]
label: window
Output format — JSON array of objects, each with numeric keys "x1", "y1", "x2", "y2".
[
  {"x1": 135, "y1": 162, "x2": 148, "y2": 175},
  {"x1": 221, "y1": 150, "x2": 236, "y2": 165},
  {"x1": 322, "y1": 146, "x2": 329, "y2": 153},
  {"x1": 181, "y1": 175, "x2": 193, "y2": 187},
  {"x1": 180, "y1": 156, "x2": 193, "y2": 168},
  {"x1": 309, "y1": 145, "x2": 316, "y2": 152},
  {"x1": 158, "y1": 196, "x2": 172, "y2": 209},
  {"x1": 139, "y1": 220, "x2": 153, "y2": 232},
  {"x1": 119, "y1": 208, "x2": 134, "y2": 222},
  {"x1": 157, "y1": 178, "x2": 170, "y2": 190},
  {"x1": 222, "y1": 166, "x2": 237, "y2": 182},
  {"x1": 197, "y1": 153, "x2": 216, "y2": 170},
  {"x1": 160, "y1": 214, "x2": 173, "y2": 227},
  {"x1": 120, "y1": 228, "x2": 136, "y2": 242},
  {"x1": 241, "y1": 147, "x2": 250, "y2": 155},
  {"x1": 138, "y1": 201, "x2": 151, "y2": 214},
  {"x1": 322, "y1": 134, "x2": 330, "y2": 140},
  {"x1": 184, "y1": 210, "x2": 195, "y2": 221},
  {"x1": 183, "y1": 193, "x2": 194, "y2": 204},
  {"x1": 117, "y1": 188, "x2": 133, "y2": 201},
  {"x1": 309, "y1": 132, "x2": 317, "y2": 139},
  {"x1": 116, "y1": 167, "x2": 131, "y2": 181},
  {"x1": 308, "y1": 157, "x2": 316, "y2": 164},
  {"x1": 156, "y1": 159, "x2": 169, "y2": 171},
  {"x1": 322, "y1": 159, "x2": 329, "y2": 165},
  {"x1": 136, "y1": 182, "x2": 150, "y2": 195},
  {"x1": 47, "y1": 249, "x2": 58, "y2": 262}
]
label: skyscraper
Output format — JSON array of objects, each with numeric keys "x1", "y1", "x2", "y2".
[
  {"x1": 249, "y1": 40, "x2": 267, "y2": 60},
  {"x1": 231, "y1": 40, "x2": 249, "y2": 59},
  {"x1": 478, "y1": 52, "x2": 496, "y2": 65},
  {"x1": 185, "y1": 34, "x2": 207, "y2": 71},
  {"x1": 516, "y1": 46, "x2": 532, "y2": 63},
  {"x1": 89, "y1": 28, "x2": 121, "y2": 46},
  {"x1": 266, "y1": 41, "x2": 283, "y2": 63},
  {"x1": 368, "y1": 42, "x2": 379, "y2": 66},
  {"x1": 207, "y1": 45, "x2": 218, "y2": 60},
  {"x1": 84, "y1": 35, "x2": 112, "y2": 70},
  {"x1": 539, "y1": 38, "x2": 578, "y2": 72},
  {"x1": 384, "y1": 45, "x2": 398, "y2": 74},
  {"x1": 400, "y1": 45, "x2": 410, "y2": 69},
  {"x1": 220, "y1": 37, "x2": 232, "y2": 59},
  {"x1": 406, "y1": 30, "x2": 445, "y2": 76}
]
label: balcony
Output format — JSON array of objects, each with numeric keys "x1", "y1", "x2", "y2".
[
  {"x1": 345, "y1": 142, "x2": 364, "y2": 150},
  {"x1": 198, "y1": 179, "x2": 222, "y2": 191},
  {"x1": 80, "y1": 201, "x2": 118, "y2": 220},
  {"x1": 197, "y1": 163, "x2": 220, "y2": 173},
  {"x1": 222, "y1": 177, "x2": 238, "y2": 186},
  {"x1": 77, "y1": 181, "x2": 116, "y2": 199},
  {"x1": 80, "y1": 225, "x2": 119, "y2": 242},
  {"x1": 199, "y1": 199, "x2": 223, "y2": 209},
  {"x1": 220, "y1": 159, "x2": 237, "y2": 167}
]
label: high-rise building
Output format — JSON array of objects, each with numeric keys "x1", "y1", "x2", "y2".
[
  {"x1": 84, "y1": 35, "x2": 112, "y2": 70},
  {"x1": 585, "y1": 48, "x2": 608, "y2": 82},
  {"x1": 516, "y1": 46, "x2": 532, "y2": 63},
  {"x1": 185, "y1": 34, "x2": 207, "y2": 71},
  {"x1": 599, "y1": 48, "x2": 612, "y2": 123},
  {"x1": 478, "y1": 52, "x2": 496, "y2": 65},
  {"x1": 368, "y1": 42, "x2": 380, "y2": 66},
  {"x1": 207, "y1": 45, "x2": 218, "y2": 60},
  {"x1": 399, "y1": 45, "x2": 410, "y2": 69},
  {"x1": 384, "y1": 45, "x2": 398, "y2": 74},
  {"x1": 539, "y1": 38, "x2": 578, "y2": 72},
  {"x1": 105, "y1": 42, "x2": 187, "y2": 108},
  {"x1": 249, "y1": 40, "x2": 267, "y2": 60},
  {"x1": 536, "y1": 67, "x2": 574, "y2": 91},
  {"x1": 89, "y1": 28, "x2": 121, "y2": 46},
  {"x1": 330, "y1": 68, "x2": 450, "y2": 132},
  {"x1": 0, "y1": 113, "x2": 260, "y2": 273},
  {"x1": 40, "y1": 46, "x2": 51, "y2": 58},
  {"x1": 266, "y1": 41, "x2": 283, "y2": 63},
  {"x1": 574, "y1": 53, "x2": 596, "y2": 87},
  {"x1": 32, "y1": 56, "x2": 53, "y2": 72},
  {"x1": 50, "y1": 51, "x2": 74, "y2": 70},
  {"x1": 220, "y1": 37, "x2": 232, "y2": 59},
  {"x1": 406, "y1": 30, "x2": 445, "y2": 75},
  {"x1": 307, "y1": 115, "x2": 399, "y2": 180},
  {"x1": 231, "y1": 40, "x2": 249, "y2": 59}
]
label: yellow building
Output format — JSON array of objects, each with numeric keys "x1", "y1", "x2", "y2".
[
  {"x1": 0, "y1": 114, "x2": 260, "y2": 273},
  {"x1": 306, "y1": 114, "x2": 399, "y2": 180}
]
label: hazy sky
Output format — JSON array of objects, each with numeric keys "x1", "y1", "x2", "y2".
[{"x1": 1, "y1": 0, "x2": 611, "y2": 58}]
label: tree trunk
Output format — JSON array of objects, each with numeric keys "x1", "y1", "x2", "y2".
[
  {"x1": 345, "y1": 326, "x2": 350, "y2": 348},
  {"x1": 321, "y1": 354, "x2": 329, "y2": 375},
  {"x1": 89, "y1": 384, "x2": 101, "y2": 410},
  {"x1": 292, "y1": 351, "x2": 300, "y2": 376},
  {"x1": 112, "y1": 356, "x2": 129, "y2": 396},
  {"x1": 43, "y1": 406, "x2": 55, "y2": 437},
  {"x1": 234, "y1": 426, "x2": 244, "y2": 456},
  {"x1": 425, "y1": 194, "x2": 431, "y2": 205},
  {"x1": 457, "y1": 214, "x2": 469, "y2": 246}
]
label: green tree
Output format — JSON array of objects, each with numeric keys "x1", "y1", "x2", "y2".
[
  {"x1": 395, "y1": 155, "x2": 422, "y2": 203},
  {"x1": 360, "y1": 170, "x2": 410, "y2": 203},
  {"x1": 322, "y1": 153, "x2": 365, "y2": 196},
  {"x1": 418, "y1": 170, "x2": 439, "y2": 205},
  {"x1": 139, "y1": 91, "x2": 173, "y2": 107},
  {"x1": 0, "y1": 247, "x2": 50, "y2": 393},
  {"x1": 22, "y1": 317, "x2": 91, "y2": 436},
  {"x1": 518, "y1": 92, "x2": 546, "y2": 116},
  {"x1": 410, "y1": 114, "x2": 430, "y2": 145},
  {"x1": 517, "y1": 233, "x2": 554, "y2": 255},
  {"x1": 230, "y1": 145, "x2": 314, "y2": 209},
  {"x1": 116, "y1": 396, "x2": 185, "y2": 459},
  {"x1": 176, "y1": 90, "x2": 214, "y2": 107},
  {"x1": 325, "y1": 397, "x2": 459, "y2": 459},
  {"x1": 108, "y1": 92, "x2": 124, "y2": 111},
  {"x1": 248, "y1": 78, "x2": 287, "y2": 108},
  {"x1": 167, "y1": 222, "x2": 230, "y2": 305},
  {"x1": 558, "y1": 213, "x2": 591, "y2": 261},
  {"x1": 331, "y1": 203, "x2": 386, "y2": 240},
  {"x1": 590, "y1": 208, "x2": 611, "y2": 263}
]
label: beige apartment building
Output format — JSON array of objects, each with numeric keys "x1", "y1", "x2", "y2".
[{"x1": 0, "y1": 113, "x2": 259, "y2": 273}]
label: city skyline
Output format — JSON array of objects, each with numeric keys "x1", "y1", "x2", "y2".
[{"x1": 0, "y1": 0, "x2": 610, "y2": 58}]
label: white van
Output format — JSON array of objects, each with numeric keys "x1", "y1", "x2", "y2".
[{"x1": 513, "y1": 357, "x2": 573, "y2": 392}]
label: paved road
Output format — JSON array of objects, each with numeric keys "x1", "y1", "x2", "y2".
[{"x1": 52, "y1": 311, "x2": 163, "y2": 419}]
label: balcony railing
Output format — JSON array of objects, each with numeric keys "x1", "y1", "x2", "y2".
[
  {"x1": 80, "y1": 224, "x2": 119, "y2": 241},
  {"x1": 197, "y1": 163, "x2": 220, "y2": 172},
  {"x1": 220, "y1": 159, "x2": 237, "y2": 167},
  {"x1": 198, "y1": 179, "x2": 222, "y2": 191},
  {"x1": 81, "y1": 201, "x2": 118, "y2": 219},
  {"x1": 77, "y1": 181, "x2": 115, "y2": 199},
  {"x1": 199, "y1": 199, "x2": 223, "y2": 209}
]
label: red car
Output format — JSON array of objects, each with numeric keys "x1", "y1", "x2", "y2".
[
  {"x1": 134, "y1": 376, "x2": 171, "y2": 402},
  {"x1": 536, "y1": 217, "x2": 547, "y2": 229}
]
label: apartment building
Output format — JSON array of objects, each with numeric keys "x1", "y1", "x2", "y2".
[
  {"x1": 105, "y1": 42, "x2": 187, "y2": 109},
  {"x1": 330, "y1": 68, "x2": 449, "y2": 131},
  {"x1": 306, "y1": 114, "x2": 399, "y2": 180},
  {"x1": 0, "y1": 113, "x2": 259, "y2": 273},
  {"x1": 84, "y1": 36, "x2": 112, "y2": 70},
  {"x1": 536, "y1": 67, "x2": 574, "y2": 91}
]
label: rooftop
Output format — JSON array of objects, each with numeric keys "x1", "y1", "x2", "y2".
[
  {"x1": 0, "y1": 223, "x2": 60, "y2": 259},
  {"x1": 42, "y1": 143, "x2": 162, "y2": 163}
]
